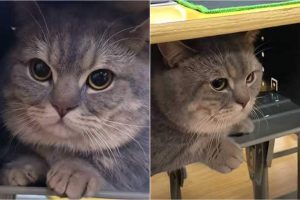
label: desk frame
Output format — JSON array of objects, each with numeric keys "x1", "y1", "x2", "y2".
[{"x1": 168, "y1": 134, "x2": 299, "y2": 199}]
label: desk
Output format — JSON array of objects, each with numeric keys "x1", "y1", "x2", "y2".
[
  {"x1": 169, "y1": 93, "x2": 300, "y2": 199},
  {"x1": 151, "y1": 2, "x2": 300, "y2": 43},
  {"x1": 234, "y1": 93, "x2": 300, "y2": 199}
]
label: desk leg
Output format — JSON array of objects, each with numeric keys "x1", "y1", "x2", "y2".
[
  {"x1": 168, "y1": 167, "x2": 187, "y2": 200},
  {"x1": 246, "y1": 142, "x2": 270, "y2": 199}
]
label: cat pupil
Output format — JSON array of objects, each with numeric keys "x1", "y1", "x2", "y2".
[
  {"x1": 30, "y1": 59, "x2": 51, "y2": 81},
  {"x1": 211, "y1": 78, "x2": 227, "y2": 91},
  {"x1": 92, "y1": 71, "x2": 108, "y2": 85},
  {"x1": 246, "y1": 72, "x2": 255, "y2": 83},
  {"x1": 35, "y1": 63, "x2": 49, "y2": 76},
  {"x1": 88, "y1": 69, "x2": 113, "y2": 90}
]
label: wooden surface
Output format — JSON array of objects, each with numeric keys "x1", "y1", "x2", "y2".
[
  {"x1": 151, "y1": 135, "x2": 297, "y2": 199},
  {"x1": 150, "y1": 3, "x2": 300, "y2": 43}
]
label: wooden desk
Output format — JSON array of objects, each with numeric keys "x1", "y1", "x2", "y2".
[{"x1": 151, "y1": 2, "x2": 300, "y2": 43}]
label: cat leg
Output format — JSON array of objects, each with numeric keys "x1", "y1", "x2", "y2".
[
  {"x1": 231, "y1": 117, "x2": 255, "y2": 134},
  {"x1": 47, "y1": 158, "x2": 106, "y2": 198},
  {"x1": 0, "y1": 155, "x2": 48, "y2": 186},
  {"x1": 204, "y1": 137, "x2": 243, "y2": 173}
]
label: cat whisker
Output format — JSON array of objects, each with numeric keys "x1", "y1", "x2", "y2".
[
  {"x1": 100, "y1": 119, "x2": 149, "y2": 128},
  {"x1": 83, "y1": 129, "x2": 105, "y2": 158},
  {"x1": 254, "y1": 41, "x2": 268, "y2": 53},
  {"x1": 84, "y1": 129, "x2": 117, "y2": 176},
  {"x1": 89, "y1": 126, "x2": 120, "y2": 165},
  {"x1": 255, "y1": 47, "x2": 272, "y2": 56},
  {"x1": 33, "y1": 2, "x2": 50, "y2": 39},
  {"x1": 250, "y1": 109, "x2": 261, "y2": 132},
  {"x1": 108, "y1": 37, "x2": 145, "y2": 48},
  {"x1": 80, "y1": 114, "x2": 148, "y2": 128},
  {"x1": 102, "y1": 121, "x2": 147, "y2": 159},
  {"x1": 24, "y1": 6, "x2": 50, "y2": 46},
  {"x1": 253, "y1": 105, "x2": 269, "y2": 130},
  {"x1": 101, "y1": 25, "x2": 142, "y2": 50},
  {"x1": 97, "y1": 15, "x2": 132, "y2": 47}
]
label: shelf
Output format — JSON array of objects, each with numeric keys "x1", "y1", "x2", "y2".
[
  {"x1": 0, "y1": 186, "x2": 148, "y2": 199},
  {"x1": 150, "y1": 2, "x2": 300, "y2": 43}
]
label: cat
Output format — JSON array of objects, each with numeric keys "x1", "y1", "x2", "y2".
[
  {"x1": 151, "y1": 32, "x2": 263, "y2": 174},
  {"x1": 0, "y1": 1, "x2": 149, "y2": 198}
]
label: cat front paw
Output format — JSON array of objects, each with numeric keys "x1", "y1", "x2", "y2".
[
  {"x1": 232, "y1": 118, "x2": 255, "y2": 135},
  {"x1": 0, "y1": 156, "x2": 48, "y2": 186},
  {"x1": 47, "y1": 158, "x2": 102, "y2": 198},
  {"x1": 205, "y1": 138, "x2": 243, "y2": 173}
]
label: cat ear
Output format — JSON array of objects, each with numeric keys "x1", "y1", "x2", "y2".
[
  {"x1": 126, "y1": 18, "x2": 149, "y2": 53},
  {"x1": 158, "y1": 41, "x2": 197, "y2": 68},
  {"x1": 245, "y1": 30, "x2": 260, "y2": 44}
]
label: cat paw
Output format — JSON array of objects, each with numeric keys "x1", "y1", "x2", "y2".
[
  {"x1": 232, "y1": 118, "x2": 255, "y2": 134},
  {"x1": 47, "y1": 159, "x2": 102, "y2": 198},
  {"x1": 0, "y1": 156, "x2": 48, "y2": 186},
  {"x1": 206, "y1": 138, "x2": 243, "y2": 173}
]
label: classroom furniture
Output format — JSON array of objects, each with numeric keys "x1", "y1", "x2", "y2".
[
  {"x1": 169, "y1": 93, "x2": 300, "y2": 199},
  {"x1": 151, "y1": 1, "x2": 300, "y2": 198}
]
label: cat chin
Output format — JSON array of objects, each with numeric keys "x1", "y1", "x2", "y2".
[
  {"x1": 11, "y1": 122, "x2": 140, "y2": 153},
  {"x1": 6, "y1": 109, "x2": 143, "y2": 152}
]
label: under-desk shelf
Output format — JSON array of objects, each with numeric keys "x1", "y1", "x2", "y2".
[{"x1": 150, "y1": 2, "x2": 300, "y2": 43}]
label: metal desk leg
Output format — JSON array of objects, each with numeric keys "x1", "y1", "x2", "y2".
[
  {"x1": 246, "y1": 141, "x2": 270, "y2": 199},
  {"x1": 168, "y1": 167, "x2": 187, "y2": 200},
  {"x1": 266, "y1": 139, "x2": 275, "y2": 167}
]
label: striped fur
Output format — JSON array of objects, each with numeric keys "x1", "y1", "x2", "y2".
[
  {"x1": 152, "y1": 32, "x2": 263, "y2": 174},
  {"x1": 0, "y1": 2, "x2": 149, "y2": 196}
]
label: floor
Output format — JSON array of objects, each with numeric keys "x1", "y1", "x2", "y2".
[{"x1": 151, "y1": 135, "x2": 297, "y2": 199}]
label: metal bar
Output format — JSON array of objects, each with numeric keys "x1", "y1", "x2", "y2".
[
  {"x1": 168, "y1": 167, "x2": 187, "y2": 199},
  {"x1": 0, "y1": 186, "x2": 148, "y2": 199},
  {"x1": 273, "y1": 147, "x2": 298, "y2": 159},
  {"x1": 255, "y1": 142, "x2": 269, "y2": 199},
  {"x1": 266, "y1": 139, "x2": 275, "y2": 167},
  {"x1": 246, "y1": 142, "x2": 269, "y2": 199},
  {"x1": 169, "y1": 169, "x2": 182, "y2": 199}
]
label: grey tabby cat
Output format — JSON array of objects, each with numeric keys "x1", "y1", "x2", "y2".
[
  {"x1": 0, "y1": 2, "x2": 149, "y2": 198},
  {"x1": 151, "y1": 32, "x2": 263, "y2": 174}
]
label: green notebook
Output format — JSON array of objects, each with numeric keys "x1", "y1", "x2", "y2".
[{"x1": 176, "y1": 0, "x2": 300, "y2": 14}]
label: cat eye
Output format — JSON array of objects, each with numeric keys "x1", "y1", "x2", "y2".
[
  {"x1": 210, "y1": 78, "x2": 228, "y2": 91},
  {"x1": 87, "y1": 69, "x2": 114, "y2": 90},
  {"x1": 29, "y1": 59, "x2": 52, "y2": 82},
  {"x1": 246, "y1": 72, "x2": 256, "y2": 84}
]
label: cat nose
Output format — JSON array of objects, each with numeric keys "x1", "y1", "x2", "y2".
[{"x1": 52, "y1": 103, "x2": 78, "y2": 118}]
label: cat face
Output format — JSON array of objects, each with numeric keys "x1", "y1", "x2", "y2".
[
  {"x1": 153, "y1": 32, "x2": 263, "y2": 134},
  {"x1": 3, "y1": 2, "x2": 149, "y2": 152}
]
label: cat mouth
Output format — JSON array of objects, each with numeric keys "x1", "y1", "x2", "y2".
[
  {"x1": 50, "y1": 119, "x2": 73, "y2": 132},
  {"x1": 54, "y1": 119, "x2": 65, "y2": 125},
  {"x1": 43, "y1": 120, "x2": 80, "y2": 139}
]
